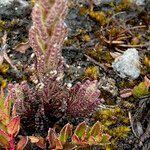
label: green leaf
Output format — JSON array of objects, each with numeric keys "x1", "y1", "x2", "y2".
[
  {"x1": 89, "y1": 121, "x2": 102, "y2": 137},
  {"x1": 4, "y1": 95, "x2": 12, "y2": 117},
  {"x1": 0, "y1": 122, "x2": 7, "y2": 132},
  {"x1": 74, "y1": 121, "x2": 87, "y2": 140},
  {"x1": 0, "y1": 129, "x2": 10, "y2": 149},
  {"x1": 100, "y1": 134, "x2": 111, "y2": 144},
  {"x1": 0, "y1": 109, "x2": 9, "y2": 126},
  {"x1": 59, "y1": 123, "x2": 72, "y2": 145}
]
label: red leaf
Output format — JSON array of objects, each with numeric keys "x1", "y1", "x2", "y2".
[
  {"x1": 47, "y1": 128, "x2": 57, "y2": 149},
  {"x1": 7, "y1": 116, "x2": 20, "y2": 136},
  {"x1": 29, "y1": 136, "x2": 46, "y2": 149},
  {"x1": 16, "y1": 136, "x2": 28, "y2": 150},
  {"x1": 55, "y1": 138, "x2": 63, "y2": 150},
  {"x1": 59, "y1": 123, "x2": 72, "y2": 145},
  {"x1": 72, "y1": 134, "x2": 88, "y2": 146}
]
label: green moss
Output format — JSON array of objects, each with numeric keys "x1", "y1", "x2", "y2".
[
  {"x1": 87, "y1": 47, "x2": 113, "y2": 64},
  {"x1": 115, "y1": 0, "x2": 132, "y2": 12},
  {"x1": 94, "y1": 107, "x2": 129, "y2": 127},
  {"x1": 93, "y1": 107, "x2": 131, "y2": 147},
  {"x1": 0, "y1": 63, "x2": 9, "y2": 74},
  {"x1": 0, "y1": 19, "x2": 19, "y2": 32},
  {"x1": 132, "y1": 82, "x2": 149, "y2": 98},
  {"x1": 89, "y1": 11, "x2": 107, "y2": 26},
  {"x1": 109, "y1": 126, "x2": 131, "y2": 139},
  {"x1": 84, "y1": 66, "x2": 99, "y2": 80}
]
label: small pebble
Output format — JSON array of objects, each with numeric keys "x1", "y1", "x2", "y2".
[{"x1": 112, "y1": 48, "x2": 141, "y2": 80}]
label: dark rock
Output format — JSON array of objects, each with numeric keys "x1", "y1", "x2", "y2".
[{"x1": 0, "y1": 0, "x2": 31, "y2": 19}]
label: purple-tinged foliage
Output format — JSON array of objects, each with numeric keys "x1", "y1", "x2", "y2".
[
  {"x1": 67, "y1": 80, "x2": 101, "y2": 117},
  {"x1": 7, "y1": 0, "x2": 104, "y2": 135},
  {"x1": 8, "y1": 81, "x2": 37, "y2": 116},
  {"x1": 29, "y1": 0, "x2": 68, "y2": 80}
]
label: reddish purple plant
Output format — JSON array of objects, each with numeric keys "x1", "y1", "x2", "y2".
[
  {"x1": 8, "y1": 0, "x2": 103, "y2": 135},
  {"x1": 29, "y1": 0, "x2": 68, "y2": 80},
  {"x1": 67, "y1": 80, "x2": 101, "y2": 117}
]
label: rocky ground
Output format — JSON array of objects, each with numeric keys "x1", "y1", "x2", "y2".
[{"x1": 0, "y1": 0, "x2": 149, "y2": 150}]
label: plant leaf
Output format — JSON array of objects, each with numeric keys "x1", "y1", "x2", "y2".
[
  {"x1": 55, "y1": 138, "x2": 63, "y2": 150},
  {"x1": 29, "y1": 136, "x2": 40, "y2": 143},
  {"x1": 13, "y1": 41, "x2": 30, "y2": 54},
  {"x1": 72, "y1": 134, "x2": 81, "y2": 145},
  {"x1": 89, "y1": 121, "x2": 102, "y2": 137},
  {"x1": 7, "y1": 116, "x2": 20, "y2": 136},
  {"x1": 99, "y1": 134, "x2": 111, "y2": 144},
  {"x1": 0, "y1": 129, "x2": 10, "y2": 149},
  {"x1": 29, "y1": 136, "x2": 46, "y2": 149},
  {"x1": 47, "y1": 128, "x2": 57, "y2": 149},
  {"x1": 0, "y1": 109, "x2": 9, "y2": 126},
  {"x1": 4, "y1": 95, "x2": 12, "y2": 116},
  {"x1": 72, "y1": 134, "x2": 88, "y2": 146},
  {"x1": 16, "y1": 136, "x2": 28, "y2": 150},
  {"x1": 74, "y1": 121, "x2": 87, "y2": 140},
  {"x1": 88, "y1": 136, "x2": 97, "y2": 145},
  {"x1": 59, "y1": 123, "x2": 72, "y2": 145}
]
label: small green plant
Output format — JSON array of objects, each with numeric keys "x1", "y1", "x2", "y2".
[
  {"x1": 0, "y1": 88, "x2": 28, "y2": 150},
  {"x1": 109, "y1": 126, "x2": 131, "y2": 139},
  {"x1": 93, "y1": 107, "x2": 131, "y2": 149},
  {"x1": 29, "y1": 121, "x2": 111, "y2": 149},
  {"x1": 132, "y1": 82, "x2": 149, "y2": 98}
]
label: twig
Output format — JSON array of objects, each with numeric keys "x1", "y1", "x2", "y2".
[
  {"x1": 84, "y1": 54, "x2": 107, "y2": 71},
  {"x1": 118, "y1": 43, "x2": 149, "y2": 48}
]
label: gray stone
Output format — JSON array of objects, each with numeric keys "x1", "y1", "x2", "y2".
[
  {"x1": 0, "y1": 0, "x2": 13, "y2": 5},
  {"x1": 0, "y1": 0, "x2": 31, "y2": 19},
  {"x1": 134, "y1": 0, "x2": 145, "y2": 5},
  {"x1": 112, "y1": 48, "x2": 141, "y2": 80}
]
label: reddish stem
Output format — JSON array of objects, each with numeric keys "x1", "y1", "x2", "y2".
[{"x1": 9, "y1": 135, "x2": 15, "y2": 150}]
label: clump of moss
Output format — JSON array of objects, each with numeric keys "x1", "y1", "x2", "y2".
[
  {"x1": 0, "y1": 63, "x2": 9, "y2": 74},
  {"x1": 93, "y1": 107, "x2": 131, "y2": 148},
  {"x1": 84, "y1": 66, "x2": 99, "y2": 80},
  {"x1": 0, "y1": 63, "x2": 9, "y2": 88},
  {"x1": 110, "y1": 126, "x2": 131, "y2": 139},
  {"x1": 117, "y1": 80, "x2": 136, "y2": 89},
  {"x1": 0, "y1": 19, "x2": 19, "y2": 32},
  {"x1": 88, "y1": 11, "x2": 107, "y2": 26},
  {"x1": 115, "y1": 0, "x2": 132, "y2": 12},
  {"x1": 87, "y1": 46, "x2": 113, "y2": 64},
  {"x1": 93, "y1": 107, "x2": 129, "y2": 127},
  {"x1": 132, "y1": 82, "x2": 149, "y2": 98},
  {"x1": 143, "y1": 54, "x2": 150, "y2": 68},
  {"x1": 82, "y1": 34, "x2": 91, "y2": 42}
]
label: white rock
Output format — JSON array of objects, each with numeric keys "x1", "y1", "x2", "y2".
[{"x1": 112, "y1": 48, "x2": 140, "y2": 80}]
